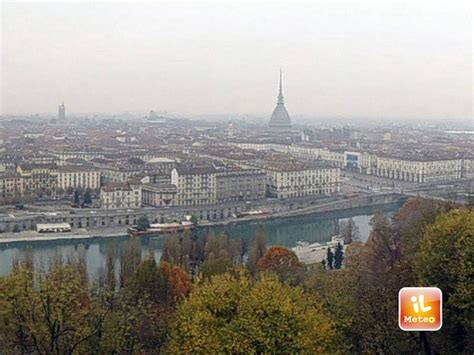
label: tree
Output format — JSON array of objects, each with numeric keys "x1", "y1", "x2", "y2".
[
  {"x1": 134, "y1": 260, "x2": 192, "y2": 350},
  {"x1": 0, "y1": 265, "x2": 107, "y2": 354},
  {"x1": 304, "y1": 265, "x2": 355, "y2": 353},
  {"x1": 83, "y1": 190, "x2": 92, "y2": 205},
  {"x1": 159, "y1": 261, "x2": 192, "y2": 303},
  {"x1": 326, "y1": 247, "x2": 334, "y2": 269},
  {"x1": 189, "y1": 215, "x2": 198, "y2": 225},
  {"x1": 340, "y1": 218, "x2": 359, "y2": 245},
  {"x1": 200, "y1": 257, "x2": 233, "y2": 279},
  {"x1": 341, "y1": 211, "x2": 416, "y2": 353},
  {"x1": 161, "y1": 232, "x2": 197, "y2": 272},
  {"x1": 257, "y1": 246, "x2": 304, "y2": 284},
  {"x1": 334, "y1": 242, "x2": 344, "y2": 269},
  {"x1": 415, "y1": 209, "x2": 474, "y2": 353},
  {"x1": 168, "y1": 272, "x2": 340, "y2": 353},
  {"x1": 204, "y1": 234, "x2": 240, "y2": 263},
  {"x1": 367, "y1": 210, "x2": 399, "y2": 266},
  {"x1": 102, "y1": 259, "x2": 192, "y2": 354},
  {"x1": 73, "y1": 190, "x2": 81, "y2": 205},
  {"x1": 394, "y1": 197, "x2": 452, "y2": 258},
  {"x1": 119, "y1": 238, "x2": 142, "y2": 288},
  {"x1": 247, "y1": 226, "x2": 267, "y2": 275},
  {"x1": 125, "y1": 258, "x2": 166, "y2": 304},
  {"x1": 136, "y1": 215, "x2": 150, "y2": 231},
  {"x1": 104, "y1": 241, "x2": 117, "y2": 291}
]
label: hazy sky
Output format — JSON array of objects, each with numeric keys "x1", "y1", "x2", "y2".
[{"x1": 1, "y1": 1, "x2": 472, "y2": 122}]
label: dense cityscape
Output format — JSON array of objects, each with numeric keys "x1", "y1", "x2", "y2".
[
  {"x1": 1, "y1": 1, "x2": 472, "y2": 354},
  {"x1": 0, "y1": 71, "x2": 472, "y2": 236}
]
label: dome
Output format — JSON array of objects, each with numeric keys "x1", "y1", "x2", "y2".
[{"x1": 269, "y1": 103, "x2": 291, "y2": 128}]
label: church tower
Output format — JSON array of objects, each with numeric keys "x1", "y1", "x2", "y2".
[{"x1": 58, "y1": 102, "x2": 66, "y2": 120}]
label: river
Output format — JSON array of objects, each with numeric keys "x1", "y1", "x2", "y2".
[{"x1": 0, "y1": 202, "x2": 403, "y2": 279}]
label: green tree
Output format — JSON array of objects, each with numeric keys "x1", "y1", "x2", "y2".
[
  {"x1": 73, "y1": 190, "x2": 81, "y2": 205},
  {"x1": 168, "y1": 272, "x2": 340, "y2": 353},
  {"x1": 83, "y1": 190, "x2": 92, "y2": 204},
  {"x1": 136, "y1": 215, "x2": 150, "y2": 231},
  {"x1": 304, "y1": 265, "x2": 355, "y2": 352},
  {"x1": 200, "y1": 257, "x2": 233, "y2": 279},
  {"x1": 415, "y1": 209, "x2": 474, "y2": 353},
  {"x1": 189, "y1": 214, "x2": 198, "y2": 225},
  {"x1": 247, "y1": 226, "x2": 267, "y2": 275},
  {"x1": 326, "y1": 247, "x2": 334, "y2": 269},
  {"x1": 125, "y1": 258, "x2": 166, "y2": 303},
  {"x1": 334, "y1": 242, "x2": 344, "y2": 269}
]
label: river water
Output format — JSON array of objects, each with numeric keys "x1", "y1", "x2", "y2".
[{"x1": 0, "y1": 202, "x2": 402, "y2": 279}]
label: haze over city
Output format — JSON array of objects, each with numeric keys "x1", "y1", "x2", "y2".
[
  {"x1": 0, "y1": 1, "x2": 473, "y2": 353},
  {"x1": 2, "y1": 1, "x2": 472, "y2": 123}
]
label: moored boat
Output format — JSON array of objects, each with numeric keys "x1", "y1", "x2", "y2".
[{"x1": 128, "y1": 221, "x2": 194, "y2": 237}]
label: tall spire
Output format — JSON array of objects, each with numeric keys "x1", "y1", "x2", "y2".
[
  {"x1": 269, "y1": 67, "x2": 291, "y2": 129},
  {"x1": 277, "y1": 68, "x2": 284, "y2": 104}
]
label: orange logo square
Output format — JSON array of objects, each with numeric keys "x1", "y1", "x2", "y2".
[{"x1": 399, "y1": 287, "x2": 442, "y2": 331}]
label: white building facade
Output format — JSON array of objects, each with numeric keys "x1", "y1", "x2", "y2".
[
  {"x1": 57, "y1": 167, "x2": 101, "y2": 191},
  {"x1": 100, "y1": 182, "x2": 142, "y2": 209},
  {"x1": 171, "y1": 166, "x2": 217, "y2": 206}
]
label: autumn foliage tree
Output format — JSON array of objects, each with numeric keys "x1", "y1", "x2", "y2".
[
  {"x1": 102, "y1": 258, "x2": 192, "y2": 353},
  {"x1": 340, "y1": 218, "x2": 359, "y2": 244},
  {"x1": 0, "y1": 265, "x2": 106, "y2": 354},
  {"x1": 0, "y1": 199, "x2": 471, "y2": 353},
  {"x1": 246, "y1": 226, "x2": 267, "y2": 275},
  {"x1": 168, "y1": 271, "x2": 340, "y2": 353},
  {"x1": 415, "y1": 209, "x2": 474, "y2": 353},
  {"x1": 257, "y1": 246, "x2": 304, "y2": 284}
]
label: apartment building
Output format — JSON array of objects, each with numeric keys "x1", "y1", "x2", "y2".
[
  {"x1": 215, "y1": 168, "x2": 266, "y2": 203},
  {"x1": 0, "y1": 172, "x2": 23, "y2": 200},
  {"x1": 57, "y1": 166, "x2": 101, "y2": 191},
  {"x1": 376, "y1": 155, "x2": 463, "y2": 183},
  {"x1": 253, "y1": 160, "x2": 340, "y2": 199},
  {"x1": 100, "y1": 181, "x2": 142, "y2": 209},
  {"x1": 141, "y1": 183, "x2": 177, "y2": 207},
  {"x1": 171, "y1": 166, "x2": 217, "y2": 206},
  {"x1": 16, "y1": 163, "x2": 58, "y2": 195}
]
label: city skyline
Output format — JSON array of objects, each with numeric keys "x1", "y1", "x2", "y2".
[{"x1": 1, "y1": 1, "x2": 472, "y2": 123}]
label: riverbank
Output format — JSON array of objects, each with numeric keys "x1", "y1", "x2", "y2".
[
  {"x1": 0, "y1": 193, "x2": 406, "y2": 244},
  {"x1": 200, "y1": 192, "x2": 406, "y2": 226},
  {"x1": 0, "y1": 227, "x2": 128, "y2": 244}
]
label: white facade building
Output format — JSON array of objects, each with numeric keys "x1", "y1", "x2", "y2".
[
  {"x1": 57, "y1": 166, "x2": 101, "y2": 191},
  {"x1": 376, "y1": 156, "x2": 463, "y2": 183},
  {"x1": 100, "y1": 182, "x2": 142, "y2": 209},
  {"x1": 251, "y1": 160, "x2": 340, "y2": 199},
  {"x1": 171, "y1": 166, "x2": 217, "y2": 206}
]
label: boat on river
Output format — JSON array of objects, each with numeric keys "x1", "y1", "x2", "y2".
[{"x1": 127, "y1": 221, "x2": 194, "y2": 237}]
